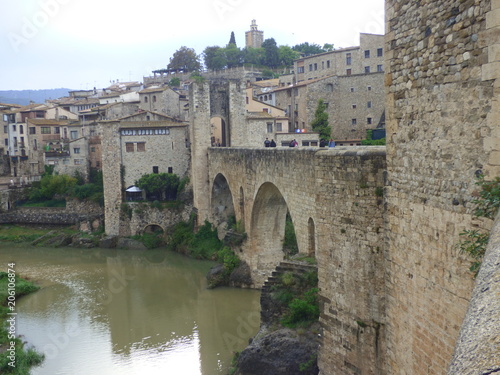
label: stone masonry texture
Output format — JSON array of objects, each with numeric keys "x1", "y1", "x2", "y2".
[{"x1": 384, "y1": 0, "x2": 498, "y2": 374}]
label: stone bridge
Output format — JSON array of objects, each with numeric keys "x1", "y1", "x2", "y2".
[{"x1": 193, "y1": 145, "x2": 388, "y2": 373}]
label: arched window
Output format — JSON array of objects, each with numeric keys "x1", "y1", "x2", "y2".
[{"x1": 153, "y1": 95, "x2": 157, "y2": 102}]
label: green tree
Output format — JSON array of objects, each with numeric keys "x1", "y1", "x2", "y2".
[
  {"x1": 168, "y1": 46, "x2": 201, "y2": 72},
  {"x1": 242, "y1": 47, "x2": 265, "y2": 65},
  {"x1": 292, "y1": 42, "x2": 325, "y2": 56},
  {"x1": 278, "y1": 45, "x2": 300, "y2": 67},
  {"x1": 29, "y1": 174, "x2": 77, "y2": 202},
  {"x1": 322, "y1": 43, "x2": 335, "y2": 52},
  {"x1": 311, "y1": 99, "x2": 331, "y2": 141},
  {"x1": 225, "y1": 43, "x2": 242, "y2": 68},
  {"x1": 169, "y1": 77, "x2": 181, "y2": 87},
  {"x1": 262, "y1": 38, "x2": 280, "y2": 68},
  {"x1": 228, "y1": 31, "x2": 237, "y2": 46},
  {"x1": 135, "y1": 173, "x2": 183, "y2": 201},
  {"x1": 203, "y1": 46, "x2": 227, "y2": 70}
]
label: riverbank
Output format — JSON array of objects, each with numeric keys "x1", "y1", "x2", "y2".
[{"x1": 0, "y1": 271, "x2": 44, "y2": 374}]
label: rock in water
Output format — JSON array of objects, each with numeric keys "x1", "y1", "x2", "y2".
[{"x1": 235, "y1": 327, "x2": 319, "y2": 375}]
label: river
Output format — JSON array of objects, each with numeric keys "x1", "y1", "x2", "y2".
[{"x1": 0, "y1": 245, "x2": 261, "y2": 375}]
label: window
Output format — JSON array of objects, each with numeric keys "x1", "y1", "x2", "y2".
[
  {"x1": 146, "y1": 115, "x2": 151, "y2": 121},
  {"x1": 3, "y1": 125, "x2": 7, "y2": 133},
  {"x1": 144, "y1": 96, "x2": 148, "y2": 103},
  {"x1": 12, "y1": 125, "x2": 16, "y2": 132},
  {"x1": 4, "y1": 139, "x2": 7, "y2": 146},
  {"x1": 36, "y1": 111, "x2": 44, "y2": 118},
  {"x1": 91, "y1": 147, "x2": 96, "y2": 153},
  {"x1": 267, "y1": 123, "x2": 273, "y2": 133},
  {"x1": 297, "y1": 66, "x2": 304, "y2": 73},
  {"x1": 309, "y1": 64, "x2": 313, "y2": 71},
  {"x1": 125, "y1": 143, "x2": 134, "y2": 152},
  {"x1": 33, "y1": 139, "x2": 37, "y2": 150},
  {"x1": 365, "y1": 66, "x2": 371, "y2": 73},
  {"x1": 73, "y1": 148, "x2": 80, "y2": 154},
  {"x1": 314, "y1": 63, "x2": 318, "y2": 71},
  {"x1": 74, "y1": 159, "x2": 83, "y2": 165},
  {"x1": 326, "y1": 83, "x2": 334, "y2": 92},
  {"x1": 377, "y1": 48, "x2": 383, "y2": 57},
  {"x1": 367, "y1": 86, "x2": 372, "y2": 91},
  {"x1": 153, "y1": 95, "x2": 157, "y2": 102},
  {"x1": 294, "y1": 88, "x2": 298, "y2": 96},
  {"x1": 327, "y1": 60, "x2": 331, "y2": 68},
  {"x1": 364, "y1": 50, "x2": 370, "y2": 58},
  {"x1": 168, "y1": 167, "x2": 173, "y2": 174},
  {"x1": 153, "y1": 166, "x2": 159, "y2": 174},
  {"x1": 347, "y1": 69, "x2": 352, "y2": 76},
  {"x1": 367, "y1": 101, "x2": 372, "y2": 108},
  {"x1": 346, "y1": 53, "x2": 352, "y2": 65},
  {"x1": 352, "y1": 104, "x2": 357, "y2": 109},
  {"x1": 41, "y1": 127, "x2": 51, "y2": 134},
  {"x1": 350, "y1": 87, "x2": 355, "y2": 92},
  {"x1": 324, "y1": 102, "x2": 329, "y2": 109},
  {"x1": 54, "y1": 127, "x2": 60, "y2": 134},
  {"x1": 19, "y1": 125, "x2": 23, "y2": 134},
  {"x1": 29, "y1": 127, "x2": 36, "y2": 134},
  {"x1": 137, "y1": 142, "x2": 146, "y2": 152},
  {"x1": 13, "y1": 137, "x2": 17, "y2": 147},
  {"x1": 367, "y1": 117, "x2": 372, "y2": 124},
  {"x1": 276, "y1": 122, "x2": 282, "y2": 132},
  {"x1": 377, "y1": 64, "x2": 383, "y2": 72},
  {"x1": 352, "y1": 119, "x2": 357, "y2": 125},
  {"x1": 70, "y1": 130, "x2": 78, "y2": 139}
]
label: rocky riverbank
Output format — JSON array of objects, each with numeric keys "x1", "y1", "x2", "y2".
[{"x1": 232, "y1": 261, "x2": 320, "y2": 375}]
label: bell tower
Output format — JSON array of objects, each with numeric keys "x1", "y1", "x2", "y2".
[{"x1": 245, "y1": 19, "x2": 264, "y2": 48}]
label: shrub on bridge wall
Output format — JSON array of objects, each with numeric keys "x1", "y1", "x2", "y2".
[{"x1": 457, "y1": 175, "x2": 500, "y2": 276}]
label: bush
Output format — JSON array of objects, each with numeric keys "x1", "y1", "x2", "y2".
[
  {"x1": 457, "y1": 175, "x2": 500, "y2": 277},
  {"x1": 281, "y1": 288, "x2": 320, "y2": 328}
]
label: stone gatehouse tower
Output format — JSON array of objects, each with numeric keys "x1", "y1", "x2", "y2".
[{"x1": 189, "y1": 79, "x2": 247, "y2": 223}]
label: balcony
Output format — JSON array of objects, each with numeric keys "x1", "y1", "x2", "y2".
[
  {"x1": 42, "y1": 134, "x2": 61, "y2": 141},
  {"x1": 45, "y1": 151, "x2": 70, "y2": 157}
]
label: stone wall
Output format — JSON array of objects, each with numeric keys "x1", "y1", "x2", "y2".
[
  {"x1": 384, "y1": 0, "x2": 498, "y2": 373},
  {"x1": 117, "y1": 201, "x2": 194, "y2": 237},
  {"x1": 314, "y1": 147, "x2": 386, "y2": 375}
]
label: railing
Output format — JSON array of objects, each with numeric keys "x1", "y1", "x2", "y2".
[{"x1": 45, "y1": 151, "x2": 70, "y2": 157}]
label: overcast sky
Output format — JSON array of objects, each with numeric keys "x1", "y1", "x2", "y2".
[{"x1": 0, "y1": 0, "x2": 385, "y2": 91}]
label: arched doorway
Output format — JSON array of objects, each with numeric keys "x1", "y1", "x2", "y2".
[{"x1": 210, "y1": 116, "x2": 227, "y2": 147}]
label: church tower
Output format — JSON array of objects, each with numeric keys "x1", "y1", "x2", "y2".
[{"x1": 245, "y1": 20, "x2": 264, "y2": 48}]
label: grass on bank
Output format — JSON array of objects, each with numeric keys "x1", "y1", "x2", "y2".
[{"x1": 0, "y1": 272, "x2": 44, "y2": 374}]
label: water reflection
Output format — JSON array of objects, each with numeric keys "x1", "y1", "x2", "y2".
[{"x1": 0, "y1": 246, "x2": 260, "y2": 375}]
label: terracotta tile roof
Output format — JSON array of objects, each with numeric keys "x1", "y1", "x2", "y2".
[
  {"x1": 26, "y1": 119, "x2": 70, "y2": 126},
  {"x1": 139, "y1": 86, "x2": 167, "y2": 94}
]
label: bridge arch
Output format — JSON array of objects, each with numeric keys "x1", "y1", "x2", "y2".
[
  {"x1": 211, "y1": 173, "x2": 235, "y2": 228},
  {"x1": 143, "y1": 224, "x2": 165, "y2": 235},
  {"x1": 250, "y1": 182, "x2": 290, "y2": 274}
]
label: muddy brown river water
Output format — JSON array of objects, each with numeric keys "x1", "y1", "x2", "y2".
[{"x1": 0, "y1": 245, "x2": 260, "y2": 375}]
